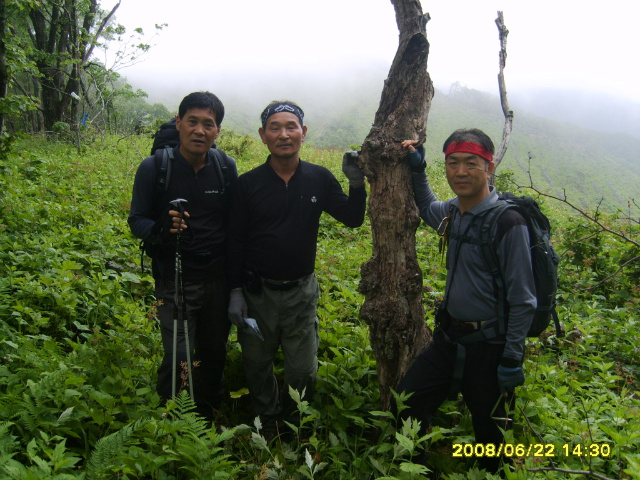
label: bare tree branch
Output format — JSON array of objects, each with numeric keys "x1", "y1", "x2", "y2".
[
  {"x1": 491, "y1": 11, "x2": 513, "y2": 185},
  {"x1": 514, "y1": 179, "x2": 640, "y2": 249},
  {"x1": 583, "y1": 254, "x2": 640, "y2": 289},
  {"x1": 494, "y1": 154, "x2": 639, "y2": 286},
  {"x1": 83, "y1": 1, "x2": 121, "y2": 64}
]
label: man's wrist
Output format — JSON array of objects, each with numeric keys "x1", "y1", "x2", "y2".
[{"x1": 499, "y1": 357, "x2": 522, "y2": 368}]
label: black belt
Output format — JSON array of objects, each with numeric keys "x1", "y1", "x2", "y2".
[
  {"x1": 263, "y1": 279, "x2": 300, "y2": 291},
  {"x1": 449, "y1": 318, "x2": 487, "y2": 332},
  {"x1": 181, "y1": 247, "x2": 225, "y2": 261}
]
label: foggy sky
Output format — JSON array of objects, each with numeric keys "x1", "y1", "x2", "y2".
[{"x1": 101, "y1": 0, "x2": 640, "y2": 112}]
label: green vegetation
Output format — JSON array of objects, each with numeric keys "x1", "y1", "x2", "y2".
[{"x1": 0, "y1": 133, "x2": 638, "y2": 479}]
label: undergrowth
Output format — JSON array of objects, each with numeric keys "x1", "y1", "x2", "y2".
[{"x1": 0, "y1": 135, "x2": 638, "y2": 479}]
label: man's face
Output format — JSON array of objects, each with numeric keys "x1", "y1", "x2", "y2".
[
  {"x1": 258, "y1": 112, "x2": 307, "y2": 160},
  {"x1": 445, "y1": 151, "x2": 495, "y2": 203},
  {"x1": 176, "y1": 108, "x2": 220, "y2": 161}
]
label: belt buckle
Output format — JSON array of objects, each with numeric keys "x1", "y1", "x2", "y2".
[{"x1": 452, "y1": 320, "x2": 476, "y2": 332}]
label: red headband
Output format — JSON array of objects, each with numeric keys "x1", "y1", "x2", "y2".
[{"x1": 444, "y1": 142, "x2": 493, "y2": 162}]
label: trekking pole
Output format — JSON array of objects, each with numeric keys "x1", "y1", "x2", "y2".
[{"x1": 169, "y1": 198, "x2": 194, "y2": 399}]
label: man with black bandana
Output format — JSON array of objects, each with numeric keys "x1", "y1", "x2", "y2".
[
  {"x1": 128, "y1": 91, "x2": 238, "y2": 420},
  {"x1": 395, "y1": 129, "x2": 536, "y2": 474},
  {"x1": 227, "y1": 100, "x2": 366, "y2": 439}
]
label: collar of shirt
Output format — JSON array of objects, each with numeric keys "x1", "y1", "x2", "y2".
[
  {"x1": 174, "y1": 145, "x2": 213, "y2": 168},
  {"x1": 466, "y1": 187, "x2": 499, "y2": 216}
]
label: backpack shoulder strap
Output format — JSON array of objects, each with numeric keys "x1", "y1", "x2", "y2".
[
  {"x1": 140, "y1": 147, "x2": 174, "y2": 274},
  {"x1": 152, "y1": 147, "x2": 173, "y2": 219},
  {"x1": 477, "y1": 200, "x2": 517, "y2": 336},
  {"x1": 154, "y1": 147, "x2": 173, "y2": 192},
  {"x1": 208, "y1": 147, "x2": 229, "y2": 192}
]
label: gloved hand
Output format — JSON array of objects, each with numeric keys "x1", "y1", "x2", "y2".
[
  {"x1": 228, "y1": 288, "x2": 248, "y2": 327},
  {"x1": 497, "y1": 364, "x2": 525, "y2": 394},
  {"x1": 342, "y1": 151, "x2": 365, "y2": 187},
  {"x1": 401, "y1": 140, "x2": 426, "y2": 172},
  {"x1": 407, "y1": 149, "x2": 426, "y2": 172}
]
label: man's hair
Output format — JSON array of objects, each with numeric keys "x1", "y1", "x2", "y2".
[
  {"x1": 442, "y1": 128, "x2": 495, "y2": 155},
  {"x1": 178, "y1": 91, "x2": 225, "y2": 125},
  {"x1": 260, "y1": 100, "x2": 304, "y2": 128}
]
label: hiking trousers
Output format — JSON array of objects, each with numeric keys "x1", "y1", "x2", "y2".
[
  {"x1": 396, "y1": 327, "x2": 511, "y2": 473},
  {"x1": 155, "y1": 266, "x2": 230, "y2": 418},
  {"x1": 239, "y1": 273, "x2": 320, "y2": 432}
]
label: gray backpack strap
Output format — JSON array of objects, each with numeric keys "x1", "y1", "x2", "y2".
[{"x1": 477, "y1": 200, "x2": 513, "y2": 336}]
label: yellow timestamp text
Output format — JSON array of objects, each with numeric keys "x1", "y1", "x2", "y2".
[{"x1": 452, "y1": 443, "x2": 612, "y2": 458}]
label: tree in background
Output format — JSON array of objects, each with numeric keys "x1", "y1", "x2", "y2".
[
  {"x1": 358, "y1": 0, "x2": 434, "y2": 410},
  {"x1": 22, "y1": 0, "x2": 122, "y2": 130},
  {"x1": 1, "y1": 0, "x2": 165, "y2": 136},
  {"x1": 0, "y1": 0, "x2": 39, "y2": 153}
]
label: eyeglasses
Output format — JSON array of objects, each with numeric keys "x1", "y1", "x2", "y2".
[{"x1": 445, "y1": 160, "x2": 487, "y2": 171}]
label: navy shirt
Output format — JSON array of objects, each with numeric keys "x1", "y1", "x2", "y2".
[{"x1": 228, "y1": 158, "x2": 366, "y2": 288}]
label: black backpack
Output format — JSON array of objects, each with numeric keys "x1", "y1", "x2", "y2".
[
  {"x1": 140, "y1": 119, "x2": 231, "y2": 272},
  {"x1": 446, "y1": 193, "x2": 563, "y2": 339},
  {"x1": 150, "y1": 118, "x2": 178, "y2": 154}
]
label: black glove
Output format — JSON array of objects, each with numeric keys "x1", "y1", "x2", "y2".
[
  {"x1": 228, "y1": 288, "x2": 248, "y2": 327},
  {"x1": 497, "y1": 364, "x2": 525, "y2": 394},
  {"x1": 342, "y1": 151, "x2": 365, "y2": 187},
  {"x1": 408, "y1": 148, "x2": 426, "y2": 172}
]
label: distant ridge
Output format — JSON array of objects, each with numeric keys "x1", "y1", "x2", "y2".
[{"x1": 218, "y1": 75, "x2": 638, "y2": 211}]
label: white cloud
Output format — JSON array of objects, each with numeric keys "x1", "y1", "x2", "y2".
[{"x1": 104, "y1": 0, "x2": 640, "y2": 104}]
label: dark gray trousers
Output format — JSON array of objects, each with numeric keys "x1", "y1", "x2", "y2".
[
  {"x1": 155, "y1": 267, "x2": 230, "y2": 417},
  {"x1": 239, "y1": 273, "x2": 320, "y2": 432}
]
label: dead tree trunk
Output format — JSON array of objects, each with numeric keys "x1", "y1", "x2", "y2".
[{"x1": 358, "y1": 0, "x2": 434, "y2": 410}]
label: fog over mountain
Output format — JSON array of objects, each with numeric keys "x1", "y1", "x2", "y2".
[
  {"x1": 132, "y1": 64, "x2": 640, "y2": 144},
  {"x1": 128, "y1": 64, "x2": 639, "y2": 211},
  {"x1": 510, "y1": 89, "x2": 640, "y2": 140}
]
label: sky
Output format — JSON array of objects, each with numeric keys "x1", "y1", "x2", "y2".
[{"x1": 101, "y1": 0, "x2": 640, "y2": 110}]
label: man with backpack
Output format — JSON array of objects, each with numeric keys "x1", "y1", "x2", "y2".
[
  {"x1": 396, "y1": 129, "x2": 537, "y2": 473},
  {"x1": 226, "y1": 100, "x2": 367, "y2": 440},
  {"x1": 128, "y1": 91, "x2": 238, "y2": 420}
]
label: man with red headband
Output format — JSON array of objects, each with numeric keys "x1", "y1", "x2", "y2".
[{"x1": 396, "y1": 129, "x2": 536, "y2": 474}]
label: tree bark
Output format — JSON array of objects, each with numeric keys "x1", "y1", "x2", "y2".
[{"x1": 358, "y1": 0, "x2": 434, "y2": 410}]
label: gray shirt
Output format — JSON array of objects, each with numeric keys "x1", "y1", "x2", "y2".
[{"x1": 412, "y1": 171, "x2": 536, "y2": 363}]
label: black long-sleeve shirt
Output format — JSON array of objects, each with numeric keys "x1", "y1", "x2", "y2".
[
  {"x1": 228, "y1": 158, "x2": 366, "y2": 288},
  {"x1": 128, "y1": 146, "x2": 238, "y2": 280}
]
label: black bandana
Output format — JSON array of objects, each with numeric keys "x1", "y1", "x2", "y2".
[{"x1": 260, "y1": 103, "x2": 304, "y2": 128}]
